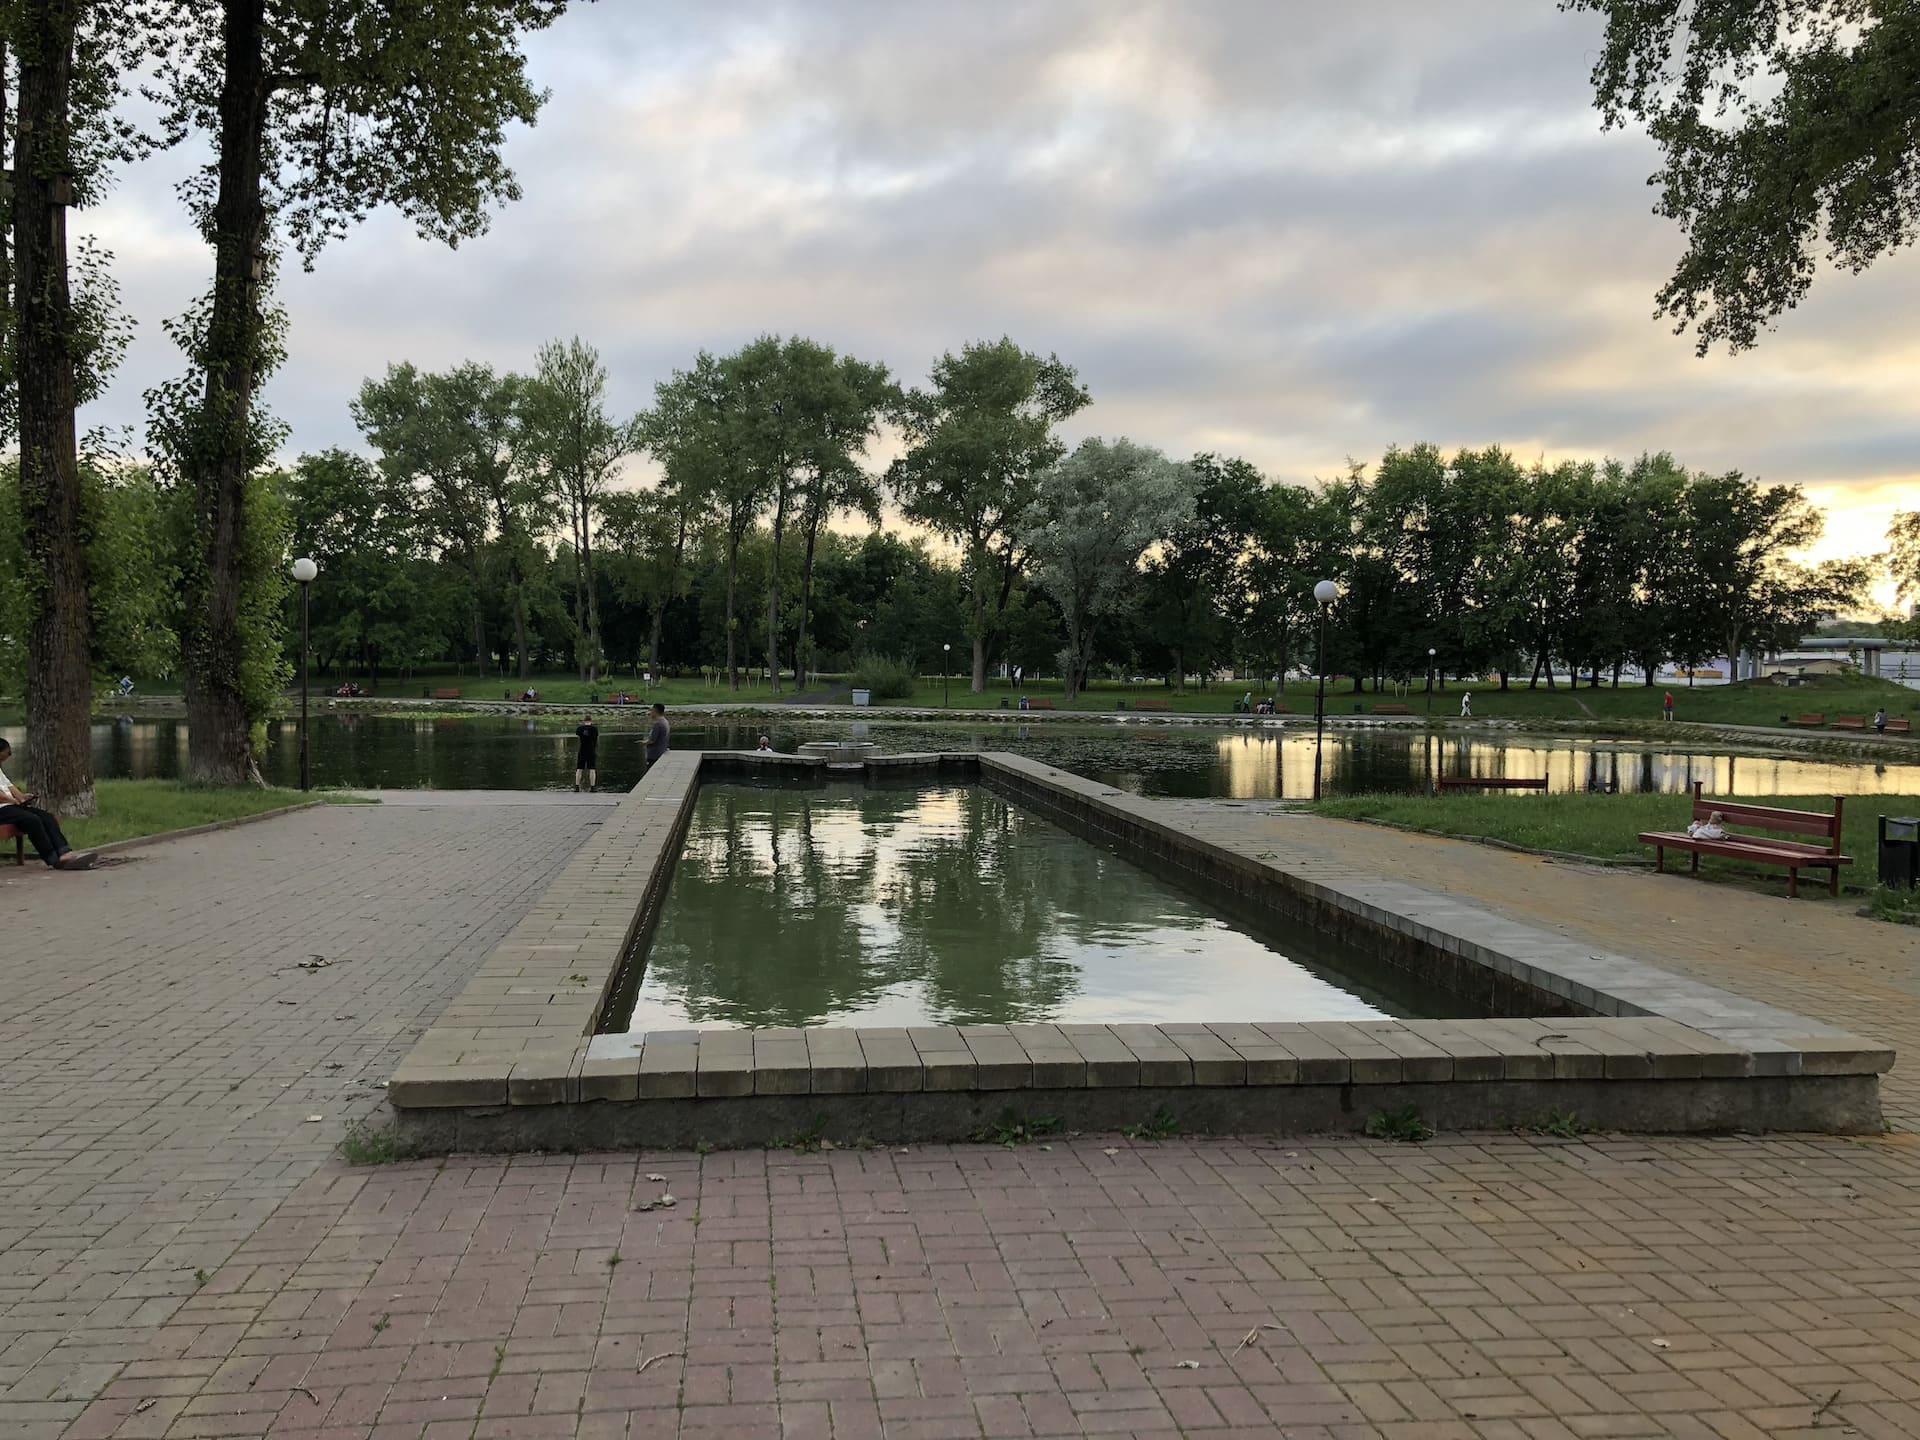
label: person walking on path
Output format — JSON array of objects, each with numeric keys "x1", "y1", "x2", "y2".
[
  {"x1": 1459, "y1": 691, "x2": 1472, "y2": 718},
  {"x1": 1664, "y1": 690, "x2": 1675, "y2": 722},
  {"x1": 0, "y1": 739, "x2": 95, "y2": 870},
  {"x1": 645, "y1": 703, "x2": 671, "y2": 767},
  {"x1": 1874, "y1": 708, "x2": 1888, "y2": 735},
  {"x1": 573, "y1": 715, "x2": 599, "y2": 792}
]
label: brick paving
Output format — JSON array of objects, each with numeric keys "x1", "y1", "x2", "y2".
[{"x1": 4, "y1": 798, "x2": 1920, "y2": 1437}]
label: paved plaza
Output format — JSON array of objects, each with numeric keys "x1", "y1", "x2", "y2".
[{"x1": 3, "y1": 796, "x2": 1919, "y2": 1438}]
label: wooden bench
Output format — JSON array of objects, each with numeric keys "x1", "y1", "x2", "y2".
[
  {"x1": 1133, "y1": 698, "x2": 1170, "y2": 712},
  {"x1": 1372, "y1": 703, "x2": 1413, "y2": 716},
  {"x1": 1887, "y1": 718, "x2": 1912, "y2": 735},
  {"x1": 1830, "y1": 715, "x2": 1866, "y2": 730},
  {"x1": 431, "y1": 688, "x2": 462, "y2": 700},
  {"x1": 1, "y1": 824, "x2": 22, "y2": 865},
  {"x1": 1790, "y1": 713, "x2": 1825, "y2": 727},
  {"x1": 1026, "y1": 698, "x2": 1055, "y2": 711},
  {"x1": 1639, "y1": 780, "x2": 1850, "y2": 898},
  {"x1": 1436, "y1": 776, "x2": 1547, "y2": 791}
]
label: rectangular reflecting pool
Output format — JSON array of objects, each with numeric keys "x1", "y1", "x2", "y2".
[{"x1": 603, "y1": 780, "x2": 1435, "y2": 1032}]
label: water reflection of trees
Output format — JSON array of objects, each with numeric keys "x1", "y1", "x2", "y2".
[{"x1": 639, "y1": 783, "x2": 1233, "y2": 1028}]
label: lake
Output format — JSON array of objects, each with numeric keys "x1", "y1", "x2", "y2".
[{"x1": 2, "y1": 712, "x2": 1915, "y2": 799}]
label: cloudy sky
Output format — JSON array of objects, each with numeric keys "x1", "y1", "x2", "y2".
[{"x1": 84, "y1": 0, "x2": 1914, "y2": 585}]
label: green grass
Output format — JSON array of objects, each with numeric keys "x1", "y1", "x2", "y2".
[
  {"x1": 34, "y1": 780, "x2": 343, "y2": 850},
  {"x1": 1310, "y1": 789, "x2": 1920, "y2": 880}
]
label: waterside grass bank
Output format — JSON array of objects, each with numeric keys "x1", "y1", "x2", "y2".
[
  {"x1": 10, "y1": 781, "x2": 359, "y2": 853},
  {"x1": 1310, "y1": 789, "x2": 1920, "y2": 882}
]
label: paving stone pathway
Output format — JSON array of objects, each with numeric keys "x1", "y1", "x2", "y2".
[{"x1": 3, "y1": 796, "x2": 1919, "y2": 1438}]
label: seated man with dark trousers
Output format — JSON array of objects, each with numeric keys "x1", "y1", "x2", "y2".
[{"x1": 0, "y1": 738, "x2": 96, "y2": 870}]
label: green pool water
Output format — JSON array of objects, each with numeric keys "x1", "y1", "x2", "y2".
[{"x1": 606, "y1": 781, "x2": 1417, "y2": 1032}]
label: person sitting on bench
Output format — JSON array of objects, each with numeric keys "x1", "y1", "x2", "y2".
[
  {"x1": 1686, "y1": 811, "x2": 1728, "y2": 841},
  {"x1": 0, "y1": 739, "x2": 96, "y2": 870}
]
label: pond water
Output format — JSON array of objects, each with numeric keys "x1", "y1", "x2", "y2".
[
  {"x1": 602, "y1": 781, "x2": 1411, "y2": 1031},
  {"x1": 3, "y1": 712, "x2": 1914, "y2": 800}
]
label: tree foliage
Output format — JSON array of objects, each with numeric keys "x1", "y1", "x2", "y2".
[{"x1": 1571, "y1": 0, "x2": 1920, "y2": 352}]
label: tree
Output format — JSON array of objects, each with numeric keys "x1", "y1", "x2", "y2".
[
  {"x1": 1142, "y1": 454, "x2": 1264, "y2": 690},
  {"x1": 521, "y1": 337, "x2": 637, "y2": 682},
  {"x1": 355, "y1": 362, "x2": 541, "y2": 677},
  {"x1": 5, "y1": 1, "x2": 137, "y2": 812},
  {"x1": 641, "y1": 351, "x2": 766, "y2": 689},
  {"x1": 599, "y1": 479, "x2": 703, "y2": 678},
  {"x1": 890, "y1": 338, "x2": 1090, "y2": 692},
  {"x1": 784, "y1": 341, "x2": 892, "y2": 689},
  {"x1": 1677, "y1": 472, "x2": 1868, "y2": 677},
  {"x1": 139, "y1": 0, "x2": 564, "y2": 781},
  {"x1": 1890, "y1": 512, "x2": 1920, "y2": 638},
  {"x1": 1020, "y1": 438, "x2": 1194, "y2": 701},
  {"x1": 1571, "y1": 0, "x2": 1920, "y2": 353}
]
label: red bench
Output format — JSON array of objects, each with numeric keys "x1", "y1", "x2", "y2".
[
  {"x1": 1028, "y1": 698, "x2": 1055, "y2": 711},
  {"x1": 431, "y1": 688, "x2": 462, "y2": 700},
  {"x1": 1790, "y1": 713, "x2": 1825, "y2": 728},
  {"x1": 1, "y1": 824, "x2": 22, "y2": 866},
  {"x1": 1133, "y1": 699, "x2": 1170, "y2": 712},
  {"x1": 1830, "y1": 715, "x2": 1866, "y2": 731},
  {"x1": 1436, "y1": 776, "x2": 1546, "y2": 791},
  {"x1": 1639, "y1": 781, "x2": 1850, "y2": 898},
  {"x1": 1887, "y1": 718, "x2": 1912, "y2": 735},
  {"x1": 1372, "y1": 703, "x2": 1413, "y2": 716}
]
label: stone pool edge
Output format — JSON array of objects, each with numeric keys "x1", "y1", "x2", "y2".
[{"x1": 386, "y1": 751, "x2": 1891, "y2": 1147}]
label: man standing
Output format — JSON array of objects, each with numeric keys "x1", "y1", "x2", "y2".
[
  {"x1": 573, "y1": 714, "x2": 599, "y2": 792},
  {"x1": 645, "y1": 703, "x2": 671, "y2": 767},
  {"x1": 0, "y1": 739, "x2": 95, "y2": 870},
  {"x1": 1663, "y1": 690, "x2": 1675, "y2": 722}
]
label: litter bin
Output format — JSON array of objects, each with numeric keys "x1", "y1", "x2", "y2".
[
  {"x1": 851, "y1": 688, "x2": 871, "y2": 708},
  {"x1": 1880, "y1": 815, "x2": 1920, "y2": 889}
]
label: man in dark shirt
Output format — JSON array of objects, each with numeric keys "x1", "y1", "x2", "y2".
[
  {"x1": 573, "y1": 715, "x2": 599, "y2": 792},
  {"x1": 645, "y1": 703, "x2": 670, "y2": 766}
]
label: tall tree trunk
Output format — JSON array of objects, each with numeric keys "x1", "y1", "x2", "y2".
[
  {"x1": 567, "y1": 489, "x2": 587, "y2": 680},
  {"x1": 509, "y1": 555, "x2": 530, "y2": 678},
  {"x1": 724, "y1": 529, "x2": 740, "y2": 689},
  {"x1": 765, "y1": 487, "x2": 787, "y2": 693},
  {"x1": 581, "y1": 492, "x2": 601, "y2": 684},
  {"x1": 13, "y1": 0, "x2": 96, "y2": 814},
  {"x1": 795, "y1": 510, "x2": 822, "y2": 691},
  {"x1": 182, "y1": 0, "x2": 270, "y2": 784},
  {"x1": 970, "y1": 581, "x2": 987, "y2": 693},
  {"x1": 648, "y1": 605, "x2": 665, "y2": 681}
]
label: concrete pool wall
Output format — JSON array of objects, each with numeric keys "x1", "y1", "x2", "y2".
[{"x1": 387, "y1": 751, "x2": 1891, "y2": 1149}]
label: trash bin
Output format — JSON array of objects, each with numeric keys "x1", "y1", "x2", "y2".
[
  {"x1": 1879, "y1": 816, "x2": 1920, "y2": 889},
  {"x1": 851, "y1": 688, "x2": 871, "y2": 708}
]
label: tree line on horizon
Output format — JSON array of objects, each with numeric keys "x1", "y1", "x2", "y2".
[{"x1": 11, "y1": 330, "x2": 1899, "y2": 725}]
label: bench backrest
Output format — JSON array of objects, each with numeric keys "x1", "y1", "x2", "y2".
[{"x1": 1690, "y1": 780, "x2": 1841, "y2": 853}]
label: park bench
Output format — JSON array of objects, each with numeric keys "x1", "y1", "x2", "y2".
[
  {"x1": 1830, "y1": 715, "x2": 1866, "y2": 730},
  {"x1": 1887, "y1": 718, "x2": 1912, "y2": 735},
  {"x1": 1790, "y1": 713, "x2": 1824, "y2": 727},
  {"x1": 1372, "y1": 703, "x2": 1413, "y2": 716},
  {"x1": 1638, "y1": 780, "x2": 1849, "y2": 898},
  {"x1": 431, "y1": 688, "x2": 462, "y2": 700},
  {"x1": 1133, "y1": 698, "x2": 1170, "y2": 712},
  {"x1": 1, "y1": 824, "x2": 22, "y2": 865},
  {"x1": 1436, "y1": 776, "x2": 1546, "y2": 791}
]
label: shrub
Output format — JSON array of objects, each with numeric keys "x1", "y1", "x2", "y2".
[{"x1": 850, "y1": 652, "x2": 916, "y2": 700}]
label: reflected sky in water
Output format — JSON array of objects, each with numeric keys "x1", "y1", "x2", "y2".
[
  {"x1": 2, "y1": 714, "x2": 1915, "y2": 800},
  {"x1": 612, "y1": 783, "x2": 1395, "y2": 1031}
]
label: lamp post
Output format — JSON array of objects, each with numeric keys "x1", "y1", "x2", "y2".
[
  {"x1": 291, "y1": 557, "x2": 318, "y2": 791},
  {"x1": 1311, "y1": 579, "x2": 1339, "y2": 801},
  {"x1": 943, "y1": 642, "x2": 951, "y2": 709},
  {"x1": 1426, "y1": 647, "x2": 1437, "y2": 715}
]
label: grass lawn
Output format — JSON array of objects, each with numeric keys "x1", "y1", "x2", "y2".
[
  {"x1": 28, "y1": 781, "x2": 353, "y2": 851},
  {"x1": 1310, "y1": 789, "x2": 1920, "y2": 878}
]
